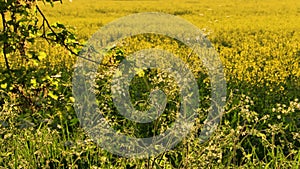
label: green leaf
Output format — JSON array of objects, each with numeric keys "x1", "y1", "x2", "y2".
[
  {"x1": 1, "y1": 83, "x2": 7, "y2": 89},
  {"x1": 30, "y1": 78, "x2": 37, "y2": 87},
  {"x1": 69, "y1": 97, "x2": 75, "y2": 103},
  {"x1": 56, "y1": 23, "x2": 66, "y2": 29},
  {"x1": 48, "y1": 91, "x2": 58, "y2": 100}
]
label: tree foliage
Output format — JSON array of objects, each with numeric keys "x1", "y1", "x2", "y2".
[
  {"x1": 0, "y1": 0, "x2": 80, "y2": 133},
  {"x1": 0, "y1": 0, "x2": 80, "y2": 70}
]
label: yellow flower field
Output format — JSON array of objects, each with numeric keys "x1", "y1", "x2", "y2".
[{"x1": 0, "y1": 0, "x2": 299, "y2": 168}]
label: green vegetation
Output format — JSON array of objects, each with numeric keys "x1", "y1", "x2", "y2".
[{"x1": 1, "y1": 0, "x2": 300, "y2": 168}]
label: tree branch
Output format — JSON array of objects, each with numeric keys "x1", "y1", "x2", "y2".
[
  {"x1": 1, "y1": 12, "x2": 11, "y2": 71},
  {"x1": 36, "y1": 4, "x2": 100, "y2": 64}
]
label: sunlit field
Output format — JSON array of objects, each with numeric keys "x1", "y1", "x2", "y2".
[{"x1": 1, "y1": 0, "x2": 300, "y2": 168}]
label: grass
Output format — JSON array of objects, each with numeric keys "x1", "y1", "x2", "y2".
[{"x1": 0, "y1": 0, "x2": 300, "y2": 168}]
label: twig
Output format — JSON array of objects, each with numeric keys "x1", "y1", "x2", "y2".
[{"x1": 36, "y1": 4, "x2": 100, "y2": 65}]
